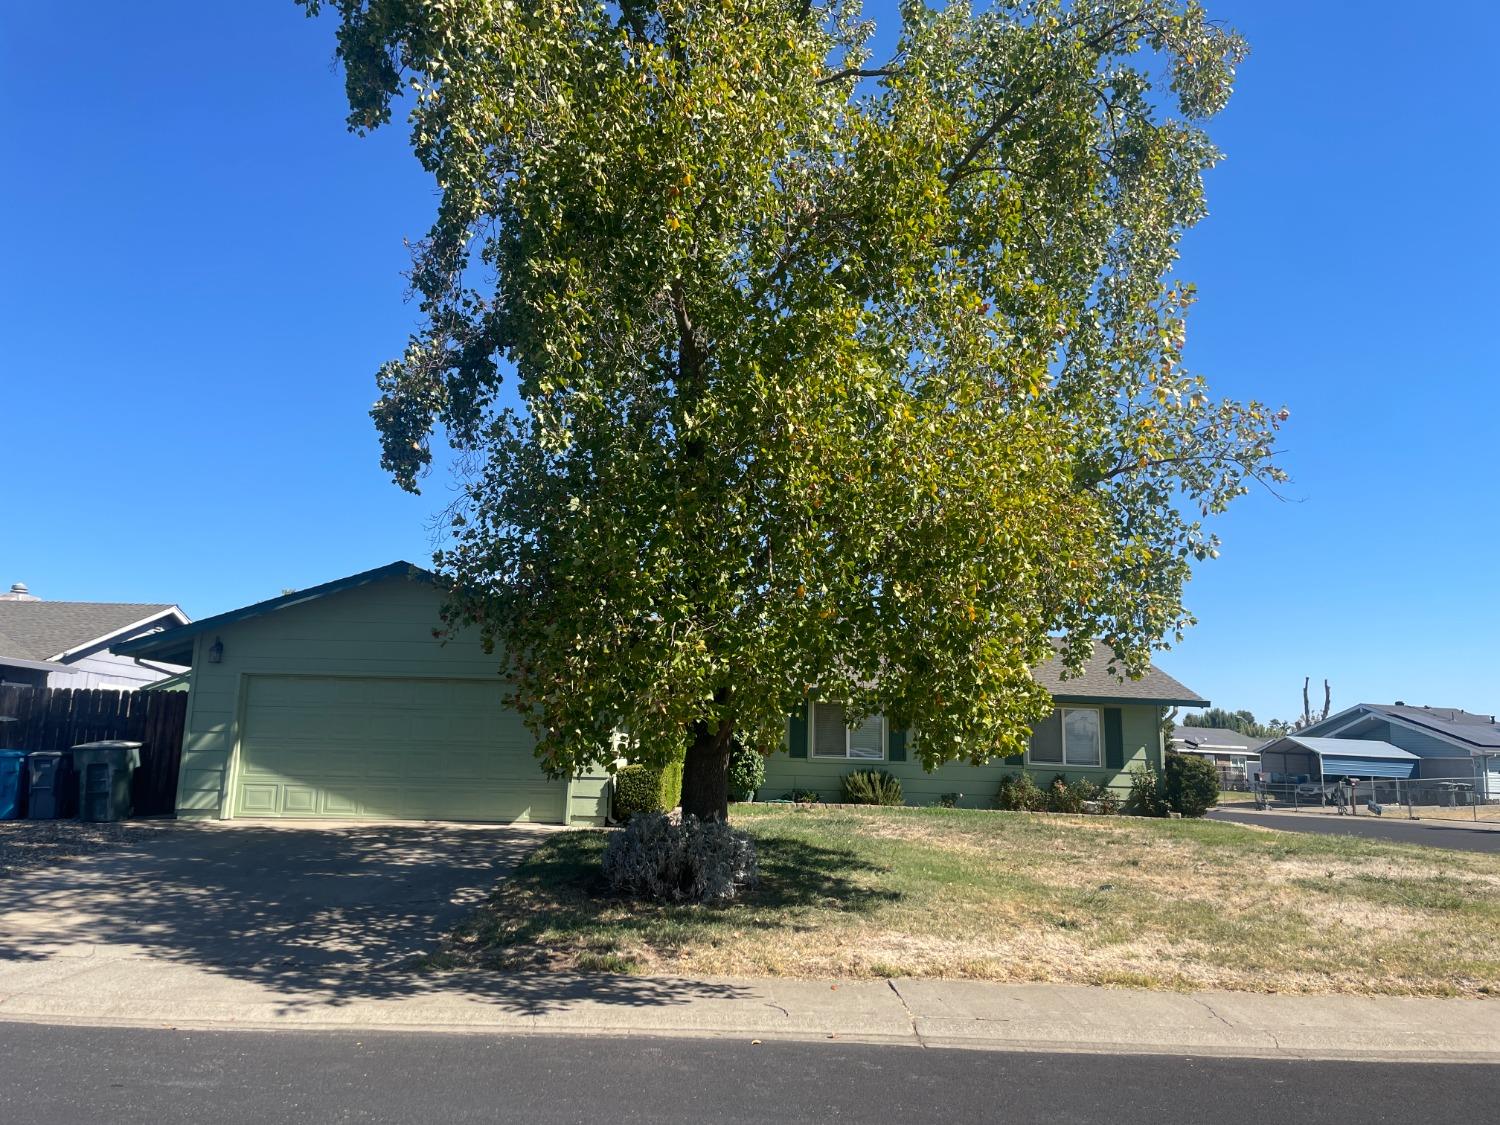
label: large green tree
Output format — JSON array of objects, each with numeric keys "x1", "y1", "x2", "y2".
[{"x1": 302, "y1": 0, "x2": 1285, "y2": 820}]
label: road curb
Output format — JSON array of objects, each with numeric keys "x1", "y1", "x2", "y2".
[{"x1": 3, "y1": 973, "x2": 1498, "y2": 1064}]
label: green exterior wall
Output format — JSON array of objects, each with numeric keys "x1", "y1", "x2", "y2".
[
  {"x1": 759, "y1": 701, "x2": 1164, "y2": 808},
  {"x1": 175, "y1": 575, "x2": 600, "y2": 823}
]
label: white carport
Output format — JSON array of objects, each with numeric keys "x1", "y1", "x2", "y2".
[{"x1": 1258, "y1": 736, "x2": 1420, "y2": 784}]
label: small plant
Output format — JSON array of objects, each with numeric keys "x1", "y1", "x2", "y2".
[
  {"x1": 1164, "y1": 752, "x2": 1220, "y2": 818},
  {"x1": 994, "y1": 771, "x2": 1047, "y2": 811},
  {"x1": 612, "y1": 758, "x2": 685, "y2": 820},
  {"x1": 1090, "y1": 784, "x2": 1121, "y2": 815},
  {"x1": 842, "y1": 768, "x2": 904, "y2": 806},
  {"x1": 782, "y1": 788, "x2": 822, "y2": 804},
  {"x1": 935, "y1": 792, "x2": 962, "y2": 808},
  {"x1": 726, "y1": 739, "x2": 767, "y2": 803},
  {"x1": 1128, "y1": 766, "x2": 1170, "y2": 817},
  {"x1": 602, "y1": 812, "x2": 758, "y2": 903},
  {"x1": 1046, "y1": 774, "x2": 1085, "y2": 814}
]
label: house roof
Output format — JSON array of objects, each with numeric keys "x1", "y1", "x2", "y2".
[
  {"x1": 1260, "y1": 736, "x2": 1419, "y2": 762},
  {"x1": 1302, "y1": 702, "x2": 1500, "y2": 752},
  {"x1": 1034, "y1": 642, "x2": 1208, "y2": 707},
  {"x1": 112, "y1": 561, "x2": 435, "y2": 665},
  {"x1": 0, "y1": 599, "x2": 185, "y2": 662},
  {"x1": 1172, "y1": 725, "x2": 1265, "y2": 753},
  {"x1": 113, "y1": 561, "x2": 1207, "y2": 708},
  {"x1": 1361, "y1": 703, "x2": 1500, "y2": 750}
]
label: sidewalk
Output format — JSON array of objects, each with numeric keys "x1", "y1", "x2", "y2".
[{"x1": 2, "y1": 951, "x2": 1496, "y2": 1062}]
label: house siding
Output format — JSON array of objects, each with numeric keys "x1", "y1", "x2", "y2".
[
  {"x1": 759, "y1": 703, "x2": 1164, "y2": 807},
  {"x1": 174, "y1": 576, "x2": 570, "y2": 821}
]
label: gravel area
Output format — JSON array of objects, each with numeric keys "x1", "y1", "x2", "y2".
[{"x1": 0, "y1": 820, "x2": 133, "y2": 876}]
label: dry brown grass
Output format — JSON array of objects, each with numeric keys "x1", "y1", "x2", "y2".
[{"x1": 440, "y1": 805, "x2": 1500, "y2": 997}]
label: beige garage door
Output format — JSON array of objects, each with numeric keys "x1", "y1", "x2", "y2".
[{"x1": 232, "y1": 675, "x2": 565, "y2": 822}]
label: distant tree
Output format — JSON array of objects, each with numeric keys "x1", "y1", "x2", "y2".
[
  {"x1": 302, "y1": 0, "x2": 1285, "y2": 821},
  {"x1": 1295, "y1": 677, "x2": 1331, "y2": 730},
  {"x1": 1179, "y1": 706, "x2": 1293, "y2": 740}
]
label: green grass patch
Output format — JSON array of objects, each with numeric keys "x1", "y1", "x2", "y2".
[{"x1": 437, "y1": 805, "x2": 1500, "y2": 997}]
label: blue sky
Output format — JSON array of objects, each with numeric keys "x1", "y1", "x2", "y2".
[{"x1": 3, "y1": 2, "x2": 1495, "y2": 725}]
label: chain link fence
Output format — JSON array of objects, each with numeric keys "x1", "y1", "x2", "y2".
[{"x1": 1250, "y1": 774, "x2": 1500, "y2": 822}]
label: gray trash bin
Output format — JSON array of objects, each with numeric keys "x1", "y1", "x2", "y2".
[
  {"x1": 70, "y1": 741, "x2": 142, "y2": 822},
  {"x1": 27, "y1": 751, "x2": 77, "y2": 819}
]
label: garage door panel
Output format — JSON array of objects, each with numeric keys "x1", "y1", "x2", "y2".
[{"x1": 233, "y1": 676, "x2": 564, "y2": 823}]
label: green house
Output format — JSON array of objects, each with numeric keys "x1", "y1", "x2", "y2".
[
  {"x1": 115, "y1": 561, "x2": 1205, "y2": 825},
  {"x1": 763, "y1": 645, "x2": 1207, "y2": 807},
  {"x1": 114, "y1": 562, "x2": 612, "y2": 827}
]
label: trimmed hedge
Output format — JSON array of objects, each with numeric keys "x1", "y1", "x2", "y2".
[
  {"x1": 613, "y1": 759, "x2": 685, "y2": 820},
  {"x1": 727, "y1": 740, "x2": 766, "y2": 802},
  {"x1": 1164, "y1": 751, "x2": 1219, "y2": 818}
]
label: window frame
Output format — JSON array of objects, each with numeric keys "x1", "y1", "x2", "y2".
[{"x1": 808, "y1": 701, "x2": 888, "y2": 761}]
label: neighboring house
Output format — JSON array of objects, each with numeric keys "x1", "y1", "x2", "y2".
[
  {"x1": 114, "y1": 560, "x2": 1210, "y2": 825},
  {"x1": 0, "y1": 582, "x2": 189, "y2": 690},
  {"x1": 1293, "y1": 702, "x2": 1500, "y2": 799},
  {"x1": 1169, "y1": 725, "x2": 1264, "y2": 789},
  {"x1": 762, "y1": 645, "x2": 1207, "y2": 807}
]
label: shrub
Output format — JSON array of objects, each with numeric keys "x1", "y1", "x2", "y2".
[
  {"x1": 726, "y1": 740, "x2": 767, "y2": 803},
  {"x1": 602, "y1": 812, "x2": 758, "y2": 903},
  {"x1": 1090, "y1": 784, "x2": 1121, "y2": 816},
  {"x1": 1046, "y1": 774, "x2": 1085, "y2": 814},
  {"x1": 782, "y1": 789, "x2": 822, "y2": 804},
  {"x1": 612, "y1": 758, "x2": 685, "y2": 820},
  {"x1": 935, "y1": 792, "x2": 962, "y2": 808},
  {"x1": 841, "y1": 768, "x2": 904, "y2": 806},
  {"x1": 994, "y1": 771, "x2": 1047, "y2": 811},
  {"x1": 1164, "y1": 752, "x2": 1220, "y2": 818},
  {"x1": 1127, "y1": 766, "x2": 1170, "y2": 817}
]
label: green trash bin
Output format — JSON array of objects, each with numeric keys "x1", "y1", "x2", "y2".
[{"x1": 70, "y1": 741, "x2": 142, "y2": 822}]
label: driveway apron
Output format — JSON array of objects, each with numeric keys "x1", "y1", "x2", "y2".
[{"x1": 0, "y1": 822, "x2": 552, "y2": 999}]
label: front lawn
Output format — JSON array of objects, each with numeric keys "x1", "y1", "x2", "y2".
[
  {"x1": 437, "y1": 805, "x2": 1500, "y2": 997},
  {"x1": 1214, "y1": 789, "x2": 1259, "y2": 804}
]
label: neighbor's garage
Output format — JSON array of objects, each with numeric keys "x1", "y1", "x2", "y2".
[
  {"x1": 111, "y1": 562, "x2": 601, "y2": 826},
  {"x1": 233, "y1": 675, "x2": 565, "y2": 822}
]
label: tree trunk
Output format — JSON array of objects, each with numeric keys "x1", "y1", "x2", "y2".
[{"x1": 680, "y1": 718, "x2": 734, "y2": 822}]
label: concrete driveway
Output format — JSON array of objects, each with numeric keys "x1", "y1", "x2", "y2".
[{"x1": 0, "y1": 820, "x2": 553, "y2": 1006}]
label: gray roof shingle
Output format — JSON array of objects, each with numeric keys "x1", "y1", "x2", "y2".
[
  {"x1": 1033, "y1": 641, "x2": 1208, "y2": 706},
  {"x1": 1171, "y1": 725, "x2": 1265, "y2": 752},
  {"x1": 0, "y1": 601, "x2": 180, "y2": 661},
  {"x1": 1363, "y1": 703, "x2": 1500, "y2": 750}
]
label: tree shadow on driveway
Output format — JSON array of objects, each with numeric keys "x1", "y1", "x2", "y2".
[{"x1": 0, "y1": 822, "x2": 753, "y2": 1015}]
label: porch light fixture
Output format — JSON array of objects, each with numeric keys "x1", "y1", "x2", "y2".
[{"x1": 208, "y1": 637, "x2": 224, "y2": 664}]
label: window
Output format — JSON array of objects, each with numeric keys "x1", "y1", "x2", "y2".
[
  {"x1": 811, "y1": 703, "x2": 886, "y2": 760},
  {"x1": 1062, "y1": 707, "x2": 1102, "y2": 767}
]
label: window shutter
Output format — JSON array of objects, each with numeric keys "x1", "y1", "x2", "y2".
[
  {"x1": 889, "y1": 728, "x2": 907, "y2": 762},
  {"x1": 1104, "y1": 708, "x2": 1125, "y2": 770},
  {"x1": 788, "y1": 708, "x2": 808, "y2": 759}
]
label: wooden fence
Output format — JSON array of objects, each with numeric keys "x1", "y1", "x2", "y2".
[{"x1": 0, "y1": 686, "x2": 187, "y2": 816}]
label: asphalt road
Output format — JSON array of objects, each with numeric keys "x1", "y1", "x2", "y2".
[
  {"x1": 1208, "y1": 807, "x2": 1500, "y2": 853},
  {"x1": 2, "y1": 1023, "x2": 1495, "y2": 1124}
]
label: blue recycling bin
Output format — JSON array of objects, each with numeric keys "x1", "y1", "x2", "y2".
[{"x1": 0, "y1": 750, "x2": 26, "y2": 820}]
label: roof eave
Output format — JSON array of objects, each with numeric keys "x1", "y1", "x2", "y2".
[
  {"x1": 48, "y1": 606, "x2": 191, "y2": 663},
  {"x1": 111, "y1": 561, "x2": 435, "y2": 662},
  {"x1": 1052, "y1": 693, "x2": 1210, "y2": 708}
]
